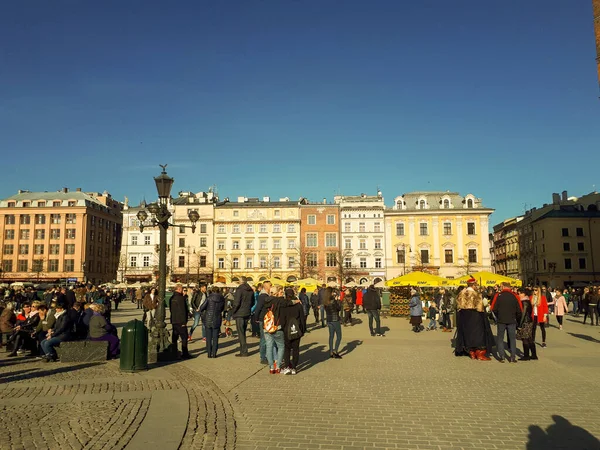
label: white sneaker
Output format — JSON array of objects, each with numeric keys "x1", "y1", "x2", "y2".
[{"x1": 280, "y1": 367, "x2": 291, "y2": 375}]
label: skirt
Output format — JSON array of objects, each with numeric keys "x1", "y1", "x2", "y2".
[{"x1": 410, "y1": 316, "x2": 422, "y2": 326}]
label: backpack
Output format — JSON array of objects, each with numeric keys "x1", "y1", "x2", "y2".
[{"x1": 264, "y1": 305, "x2": 278, "y2": 333}]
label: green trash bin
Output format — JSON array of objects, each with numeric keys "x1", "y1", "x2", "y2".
[{"x1": 120, "y1": 319, "x2": 148, "y2": 372}]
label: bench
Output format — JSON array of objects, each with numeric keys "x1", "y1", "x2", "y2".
[{"x1": 56, "y1": 340, "x2": 109, "y2": 362}]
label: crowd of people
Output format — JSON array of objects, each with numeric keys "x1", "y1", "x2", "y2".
[{"x1": 0, "y1": 284, "x2": 121, "y2": 362}]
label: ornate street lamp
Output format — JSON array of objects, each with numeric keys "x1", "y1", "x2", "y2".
[{"x1": 137, "y1": 164, "x2": 200, "y2": 361}]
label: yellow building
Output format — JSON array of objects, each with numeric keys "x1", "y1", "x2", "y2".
[
  {"x1": 213, "y1": 197, "x2": 301, "y2": 284},
  {"x1": 385, "y1": 192, "x2": 494, "y2": 280}
]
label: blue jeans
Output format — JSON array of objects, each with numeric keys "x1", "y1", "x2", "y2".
[
  {"x1": 40, "y1": 337, "x2": 63, "y2": 360},
  {"x1": 327, "y1": 321, "x2": 342, "y2": 354},
  {"x1": 265, "y1": 330, "x2": 285, "y2": 370},
  {"x1": 367, "y1": 310, "x2": 381, "y2": 335},
  {"x1": 259, "y1": 327, "x2": 267, "y2": 361},
  {"x1": 205, "y1": 327, "x2": 220, "y2": 357},
  {"x1": 497, "y1": 323, "x2": 517, "y2": 360}
]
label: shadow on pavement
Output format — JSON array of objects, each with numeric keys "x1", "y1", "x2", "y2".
[
  {"x1": 526, "y1": 415, "x2": 600, "y2": 449},
  {"x1": 567, "y1": 332, "x2": 600, "y2": 344},
  {"x1": 0, "y1": 362, "x2": 105, "y2": 383}
]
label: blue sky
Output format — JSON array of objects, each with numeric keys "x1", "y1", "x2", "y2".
[{"x1": 1, "y1": 1, "x2": 598, "y2": 224}]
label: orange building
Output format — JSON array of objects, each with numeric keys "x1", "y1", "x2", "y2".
[
  {"x1": 0, "y1": 188, "x2": 123, "y2": 285},
  {"x1": 299, "y1": 202, "x2": 340, "y2": 283}
]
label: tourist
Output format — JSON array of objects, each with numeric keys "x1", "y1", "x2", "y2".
[
  {"x1": 409, "y1": 289, "x2": 423, "y2": 333},
  {"x1": 550, "y1": 288, "x2": 569, "y2": 330},
  {"x1": 517, "y1": 288, "x2": 536, "y2": 361},
  {"x1": 280, "y1": 288, "x2": 306, "y2": 374},
  {"x1": 454, "y1": 278, "x2": 493, "y2": 360},
  {"x1": 363, "y1": 284, "x2": 383, "y2": 336},
  {"x1": 231, "y1": 276, "x2": 254, "y2": 357},
  {"x1": 88, "y1": 304, "x2": 120, "y2": 359},
  {"x1": 491, "y1": 282, "x2": 523, "y2": 363},
  {"x1": 40, "y1": 300, "x2": 73, "y2": 362},
  {"x1": 170, "y1": 284, "x2": 192, "y2": 359},
  {"x1": 324, "y1": 287, "x2": 343, "y2": 358},
  {"x1": 531, "y1": 287, "x2": 549, "y2": 348},
  {"x1": 200, "y1": 286, "x2": 225, "y2": 358}
]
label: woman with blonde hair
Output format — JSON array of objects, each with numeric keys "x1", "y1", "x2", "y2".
[
  {"x1": 88, "y1": 303, "x2": 120, "y2": 358},
  {"x1": 531, "y1": 287, "x2": 549, "y2": 348}
]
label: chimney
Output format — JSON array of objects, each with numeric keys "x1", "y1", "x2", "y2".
[
  {"x1": 561, "y1": 190, "x2": 568, "y2": 202},
  {"x1": 552, "y1": 193, "x2": 560, "y2": 204}
]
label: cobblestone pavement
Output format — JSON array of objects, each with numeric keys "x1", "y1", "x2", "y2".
[{"x1": 2, "y1": 301, "x2": 600, "y2": 449}]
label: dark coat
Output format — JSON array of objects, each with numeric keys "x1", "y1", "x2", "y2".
[
  {"x1": 200, "y1": 293, "x2": 225, "y2": 328},
  {"x1": 362, "y1": 288, "x2": 381, "y2": 310},
  {"x1": 170, "y1": 292, "x2": 189, "y2": 325},
  {"x1": 232, "y1": 283, "x2": 253, "y2": 318}
]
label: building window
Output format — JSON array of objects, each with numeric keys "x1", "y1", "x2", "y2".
[
  {"x1": 66, "y1": 213, "x2": 76, "y2": 224},
  {"x1": 467, "y1": 223, "x2": 476, "y2": 235},
  {"x1": 359, "y1": 222, "x2": 366, "y2": 232},
  {"x1": 563, "y1": 243, "x2": 570, "y2": 252},
  {"x1": 259, "y1": 256, "x2": 267, "y2": 269},
  {"x1": 288, "y1": 239, "x2": 296, "y2": 249},
  {"x1": 374, "y1": 222, "x2": 381, "y2": 232},
  {"x1": 17, "y1": 260, "x2": 28, "y2": 272},
  {"x1": 2, "y1": 260, "x2": 13, "y2": 272},
  {"x1": 131, "y1": 236, "x2": 138, "y2": 246},
  {"x1": 344, "y1": 223, "x2": 351, "y2": 232},
  {"x1": 64, "y1": 259, "x2": 74, "y2": 271},
  {"x1": 260, "y1": 224, "x2": 267, "y2": 233},
  {"x1": 50, "y1": 244, "x2": 60, "y2": 255},
  {"x1": 20, "y1": 214, "x2": 31, "y2": 225},
  {"x1": 50, "y1": 214, "x2": 61, "y2": 224},
  {"x1": 395, "y1": 223, "x2": 404, "y2": 236},
  {"x1": 34, "y1": 244, "x2": 44, "y2": 255},
  {"x1": 65, "y1": 244, "x2": 75, "y2": 255},
  {"x1": 218, "y1": 225, "x2": 225, "y2": 233},
  {"x1": 35, "y1": 214, "x2": 46, "y2": 225},
  {"x1": 344, "y1": 239, "x2": 352, "y2": 250},
  {"x1": 326, "y1": 215, "x2": 335, "y2": 225},
  {"x1": 445, "y1": 249, "x2": 453, "y2": 263},
  {"x1": 579, "y1": 258, "x2": 586, "y2": 269},
  {"x1": 443, "y1": 223, "x2": 452, "y2": 235},
  {"x1": 35, "y1": 229, "x2": 45, "y2": 240},
  {"x1": 217, "y1": 241, "x2": 225, "y2": 250},
  {"x1": 233, "y1": 257, "x2": 239, "y2": 269},
  {"x1": 420, "y1": 249, "x2": 430, "y2": 264},
  {"x1": 143, "y1": 256, "x2": 150, "y2": 267},
  {"x1": 359, "y1": 239, "x2": 366, "y2": 250},
  {"x1": 200, "y1": 237, "x2": 207, "y2": 247},
  {"x1": 308, "y1": 215, "x2": 316, "y2": 225},
  {"x1": 246, "y1": 257, "x2": 253, "y2": 269},
  {"x1": 306, "y1": 233, "x2": 317, "y2": 247},
  {"x1": 200, "y1": 224, "x2": 207, "y2": 233},
  {"x1": 259, "y1": 240, "x2": 267, "y2": 250},
  {"x1": 144, "y1": 235, "x2": 151, "y2": 245},
  {"x1": 325, "y1": 233, "x2": 337, "y2": 247},
  {"x1": 218, "y1": 258, "x2": 225, "y2": 269},
  {"x1": 326, "y1": 253, "x2": 337, "y2": 267},
  {"x1": 374, "y1": 239, "x2": 382, "y2": 250},
  {"x1": 419, "y1": 223, "x2": 428, "y2": 236},
  {"x1": 273, "y1": 224, "x2": 281, "y2": 233},
  {"x1": 3, "y1": 244, "x2": 13, "y2": 255},
  {"x1": 561, "y1": 228, "x2": 569, "y2": 237},
  {"x1": 66, "y1": 229, "x2": 76, "y2": 239},
  {"x1": 307, "y1": 253, "x2": 317, "y2": 267},
  {"x1": 577, "y1": 242, "x2": 584, "y2": 251},
  {"x1": 232, "y1": 224, "x2": 240, "y2": 233},
  {"x1": 19, "y1": 244, "x2": 29, "y2": 255},
  {"x1": 273, "y1": 256, "x2": 280, "y2": 268},
  {"x1": 287, "y1": 224, "x2": 295, "y2": 233},
  {"x1": 130, "y1": 256, "x2": 137, "y2": 267},
  {"x1": 564, "y1": 258, "x2": 572, "y2": 270},
  {"x1": 375, "y1": 257, "x2": 382, "y2": 268},
  {"x1": 359, "y1": 257, "x2": 367, "y2": 268},
  {"x1": 273, "y1": 239, "x2": 281, "y2": 249},
  {"x1": 397, "y1": 250, "x2": 405, "y2": 264},
  {"x1": 4, "y1": 215, "x2": 15, "y2": 225},
  {"x1": 246, "y1": 224, "x2": 254, "y2": 233},
  {"x1": 246, "y1": 240, "x2": 254, "y2": 250},
  {"x1": 179, "y1": 238, "x2": 185, "y2": 248},
  {"x1": 19, "y1": 229, "x2": 30, "y2": 240},
  {"x1": 288, "y1": 256, "x2": 295, "y2": 268},
  {"x1": 200, "y1": 255, "x2": 207, "y2": 267},
  {"x1": 468, "y1": 249, "x2": 477, "y2": 263},
  {"x1": 576, "y1": 227, "x2": 584, "y2": 237}
]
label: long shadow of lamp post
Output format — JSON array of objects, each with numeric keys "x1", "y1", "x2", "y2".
[{"x1": 136, "y1": 165, "x2": 200, "y2": 362}]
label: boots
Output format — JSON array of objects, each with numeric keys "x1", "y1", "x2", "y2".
[
  {"x1": 475, "y1": 349, "x2": 491, "y2": 361},
  {"x1": 469, "y1": 350, "x2": 477, "y2": 360}
]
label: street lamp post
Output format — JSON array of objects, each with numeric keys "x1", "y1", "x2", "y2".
[{"x1": 137, "y1": 165, "x2": 200, "y2": 361}]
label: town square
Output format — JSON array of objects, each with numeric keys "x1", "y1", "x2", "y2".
[{"x1": 1, "y1": 1, "x2": 600, "y2": 449}]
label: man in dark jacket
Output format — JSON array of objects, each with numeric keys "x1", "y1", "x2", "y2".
[
  {"x1": 491, "y1": 282, "x2": 523, "y2": 363},
  {"x1": 40, "y1": 300, "x2": 73, "y2": 362},
  {"x1": 170, "y1": 284, "x2": 192, "y2": 359},
  {"x1": 232, "y1": 277, "x2": 254, "y2": 357},
  {"x1": 363, "y1": 285, "x2": 383, "y2": 336}
]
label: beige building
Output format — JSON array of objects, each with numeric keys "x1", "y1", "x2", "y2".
[
  {"x1": 385, "y1": 192, "x2": 494, "y2": 280},
  {"x1": 517, "y1": 191, "x2": 600, "y2": 287},
  {"x1": 0, "y1": 188, "x2": 123, "y2": 285},
  {"x1": 213, "y1": 197, "x2": 301, "y2": 284}
]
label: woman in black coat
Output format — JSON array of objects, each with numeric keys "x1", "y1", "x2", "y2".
[{"x1": 200, "y1": 287, "x2": 225, "y2": 358}]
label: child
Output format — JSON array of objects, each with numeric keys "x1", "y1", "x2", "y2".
[{"x1": 427, "y1": 301, "x2": 438, "y2": 331}]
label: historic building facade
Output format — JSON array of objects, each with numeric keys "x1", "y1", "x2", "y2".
[
  {"x1": 213, "y1": 197, "x2": 301, "y2": 283},
  {"x1": 385, "y1": 192, "x2": 494, "y2": 280},
  {"x1": 0, "y1": 189, "x2": 123, "y2": 285},
  {"x1": 299, "y1": 202, "x2": 340, "y2": 283},
  {"x1": 335, "y1": 192, "x2": 386, "y2": 285}
]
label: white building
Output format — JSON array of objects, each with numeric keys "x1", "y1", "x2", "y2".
[{"x1": 335, "y1": 192, "x2": 386, "y2": 285}]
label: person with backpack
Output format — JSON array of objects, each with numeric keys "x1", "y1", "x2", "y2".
[{"x1": 280, "y1": 288, "x2": 307, "y2": 375}]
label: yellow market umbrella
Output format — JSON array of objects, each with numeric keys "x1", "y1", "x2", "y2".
[
  {"x1": 456, "y1": 271, "x2": 522, "y2": 287},
  {"x1": 385, "y1": 271, "x2": 445, "y2": 287}
]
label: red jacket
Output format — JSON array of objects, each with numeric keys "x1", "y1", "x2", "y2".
[{"x1": 532, "y1": 295, "x2": 549, "y2": 322}]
